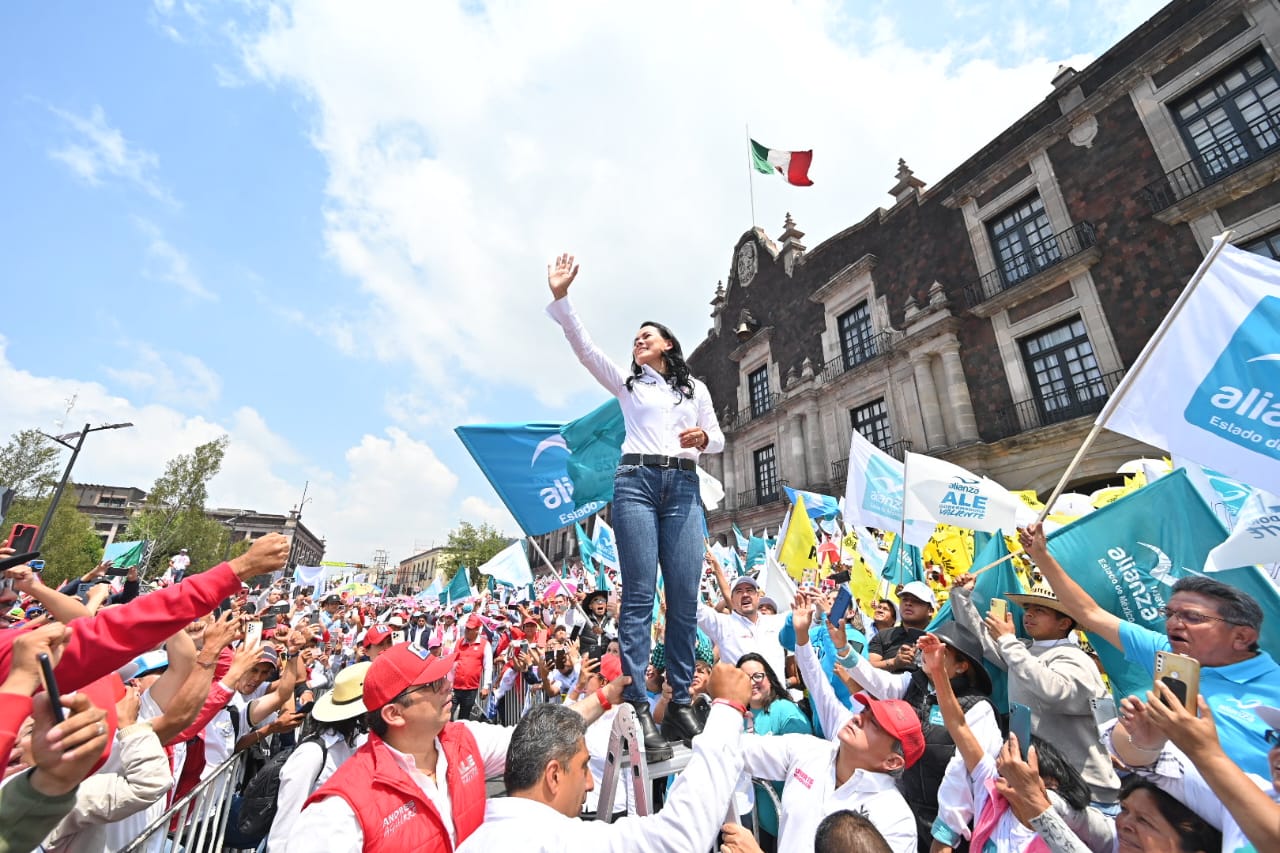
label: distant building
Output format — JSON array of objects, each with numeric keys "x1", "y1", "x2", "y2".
[
  {"x1": 74, "y1": 484, "x2": 325, "y2": 568},
  {"x1": 395, "y1": 545, "x2": 451, "y2": 593}
]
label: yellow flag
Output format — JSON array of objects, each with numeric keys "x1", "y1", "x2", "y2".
[{"x1": 778, "y1": 494, "x2": 819, "y2": 581}]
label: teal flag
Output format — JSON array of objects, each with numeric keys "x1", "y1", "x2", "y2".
[
  {"x1": 928, "y1": 532, "x2": 1025, "y2": 713},
  {"x1": 1043, "y1": 470, "x2": 1246, "y2": 700},
  {"x1": 560, "y1": 398, "x2": 626, "y2": 507},
  {"x1": 733, "y1": 524, "x2": 749, "y2": 552},
  {"x1": 446, "y1": 566, "x2": 473, "y2": 603},
  {"x1": 574, "y1": 522, "x2": 597, "y2": 565},
  {"x1": 882, "y1": 536, "x2": 925, "y2": 585},
  {"x1": 596, "y1": 562, "x2": 611, "y2": 592},
  {"x1": 745, "y1": 536, "x2": 767, "y2": 572},
  {"x1": 104, "y1": 540, "x2": 147, "y2": 569}
]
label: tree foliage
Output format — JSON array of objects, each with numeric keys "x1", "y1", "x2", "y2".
[
  {"x1": 124, "y1": 437, "x2": 231, "y2": 576},
  {"x1": 4, "y1": 488, "x2": 103, "y2": 587},
  {"x1": 440, "y1": 521, "x2": 512, "y2": 588},
  {"x1": 0, "y1": 429, "x2": 62, "y2": 500}
]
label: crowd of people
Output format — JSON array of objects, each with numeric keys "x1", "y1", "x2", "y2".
[
  {"x1": 0, "y1": 251, "x2": 1275, "y2": 852},
  {"x1": 0, "y1": 517, "x2": 1278, "y2": 852}
]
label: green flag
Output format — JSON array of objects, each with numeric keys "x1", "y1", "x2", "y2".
[{"x1": 560, "y1": 399, "x2": 626, "y2": 507}]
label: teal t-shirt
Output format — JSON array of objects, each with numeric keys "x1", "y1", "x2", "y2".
[{"x1": 1119, "y1": 620, "x2": 1280, "y2": 779}]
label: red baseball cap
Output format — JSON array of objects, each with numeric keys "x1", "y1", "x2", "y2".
[
  {"x1": 363, "y1": 644, "x2": 456, "y2": 710},
  {"x1": 854, "y1": 692, "x2": 925, "y2": 768},
  {"x1": 363, "y1": 625, "x2": 394, "y2": 648},
  {"x1": 598, "y1": 652, "x2": 622, "y2": 682},
  {"x1": 466, "y1": 614, "x2": 482, "y2": 629}
]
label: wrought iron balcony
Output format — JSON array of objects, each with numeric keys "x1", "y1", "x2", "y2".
[
  {"x1": 989, "y1": 368, "x2": 1126, "y2": 439},
  {"x1": 724, "y1": 392, "x2": 782, "y2": 431},
  {"x1": 1141, "y1": 110, "x2": 1280, "y2": 213},
  {"x1": 829, "y1": 439, "x2": 911, "y2": 484},
  {"x1": 818, "y1": 331, "x2": 894, "y2": 383},
  {"x1": 963, "y1": 222, "x2": 1097, "y2": 308},
  {"x1": 736, "y1": 479, "x2": 789, "y2": 510}
]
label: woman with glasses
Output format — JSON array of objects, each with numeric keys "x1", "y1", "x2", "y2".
[{"x1": 737, "y1": 652, "x2": 810, "y2": 852}]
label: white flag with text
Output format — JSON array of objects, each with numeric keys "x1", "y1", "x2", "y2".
[{"x1": 902, "y1": 452, "x2": 1020, "y2": 534}]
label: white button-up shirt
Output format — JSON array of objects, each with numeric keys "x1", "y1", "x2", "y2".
[
  {"x1": 546, "y1": 297, "x2": 724, "y2": 459},
  {"x1": 457, "y1": 704, "x2": 745, "y2": 852},
  {"x1": 697, "y1": 605, "x2": 787, "y2": 680},
  {"x1": 284, "y1": 722, "x2": 512, "y2": 852}
]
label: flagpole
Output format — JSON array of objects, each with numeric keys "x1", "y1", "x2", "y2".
[
  {"x1": 746, "y1": 123, "x2": 757, "y2": 227},
  {"x1": 525, "y1": 536, "x2": 558, "y2": 577},
  {"x1": 1034, "y1": 230, "x2": 1235, "y2": 525}
]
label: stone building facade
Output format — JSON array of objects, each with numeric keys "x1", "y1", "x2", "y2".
[{"x1": 689, "y1": 0, "x2": 1280, "y2": 539}]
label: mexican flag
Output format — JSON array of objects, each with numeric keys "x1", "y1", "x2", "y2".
[{"x1": 750, "y1": 139, "x2": 814, "y2": 186}]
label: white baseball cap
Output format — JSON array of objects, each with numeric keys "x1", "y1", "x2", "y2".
[{"x1": 899, "y1": 581, "x2": 937, "y2": 609}]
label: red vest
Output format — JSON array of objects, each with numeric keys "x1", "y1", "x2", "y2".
[
  {"x1": 453, "y1": 638, "x2": 488, "y2": 690},
  {"x1": 305, "y1": 726, "x2": 487, "y2": 852}
]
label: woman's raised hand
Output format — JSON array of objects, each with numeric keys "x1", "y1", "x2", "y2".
[{"x1": 547, "y1": 253, "x2": 579, "y2": 299}]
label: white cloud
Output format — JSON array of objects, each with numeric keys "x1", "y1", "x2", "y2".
[
  {"x1": 48, "y1": 105, "x2": 174, "y2": 204},
  {"x1": 459, "y1": 495, "x2": 518, "y2": 534},
  {"x1": 136, "y1": 218, "x2": 216, "y2": 300},
  {"x1": 105, "y1": 343, "x2": 223, "y2": 409},
  {"x1": 0, "y1": 335, "x2": 488, "y2": 563},
  {"x1": 230, "y1": 0, "x2": 1149, "y2": 408}
]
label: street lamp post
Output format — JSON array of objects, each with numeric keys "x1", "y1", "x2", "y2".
[{"x1": 35, "y1": 421, "x2": 134, "y2": 552}]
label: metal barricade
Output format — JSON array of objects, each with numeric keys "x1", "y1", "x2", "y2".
[{"x1": 121, "y1": 750, "x2": 248, "y2": 853}]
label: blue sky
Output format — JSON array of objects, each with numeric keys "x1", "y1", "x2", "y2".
[{"x1": 0, "y1": 0, "x2": 1165, "y2": 563}]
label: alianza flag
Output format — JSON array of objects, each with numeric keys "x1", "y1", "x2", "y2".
[
  {"x1": 750, "y1": 138, "x2": 814, "y2": 186},
  {"x1": 783, "y1": 484, "x2": 842, "y2": 520},
  {"x1": 902, "y1": 452, "x2": 1023, "y2": 534},
  {"x1": 1102, "y1": 240, "x2": 1280, "y2": 496},
  {"x1": 479, "y1": 540, "x2": 534, "y2": 588},
  {"x1": 1045, "y1": 469, "x2": 1280, "y2": 701},
  {"x1": 559, "y1": 399, "x2": 627, "y2": 507},
  {"x1": 455, "y1": 415, "x2": 607, "y2": 537},
  {"x1": 591, "y1": 517, "x2": 621, "y2": 571},
  {"x1": 842, "y1": 430, "x2": 932, "y2": 546},
  {"x1": 1204, "y1": 487, "x2": 1280, "y2": 571}
]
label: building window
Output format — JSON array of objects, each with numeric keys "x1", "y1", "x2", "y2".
[
  {"x1": 753, "y1": 445, "x2": 778, "y2": 502},
  {"x1": 988, "y1": 195, "x2": 1060, "y2": 287},
  {"x1": 1174, "y1": 50, "x2": 1280, "y2": 180},
  {"x1": 850, "y1": 399, "x2": 891, "y2": 450},
  {"x1": 1242, "y1": 228, "x2": 1280, "y2": 260},
  {"x1": 1020, "y1": 317, "x2": 1106, "y2": 424},
  {"x1": 748, "y1": 365, "x2": 772, "y2": 417},
  {"x1": 97, "y1": 496, "x2": 127, "y2": 507},
  {"x1": 837, "y1": 301, "x2": 877, "y2": 368}
]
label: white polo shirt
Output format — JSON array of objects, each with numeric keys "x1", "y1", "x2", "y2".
[{"x1": 696, "y1": 604, "x2": 787, "y2": 680}]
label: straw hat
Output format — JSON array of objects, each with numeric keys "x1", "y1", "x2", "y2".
[
  {"x1": 312, "y1": 662, "x2": 372, "y2": 723},
  {"x1": 1006, "y1": 579, "x2": 1071, "y2": 616}
]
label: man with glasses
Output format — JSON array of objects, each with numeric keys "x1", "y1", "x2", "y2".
[
  {"x1": 1020, "y1": 521, "x2": 1280, "y2": 779},
  {"x1": 286, "y1": 641, "x2": 624, "y2": 851}
]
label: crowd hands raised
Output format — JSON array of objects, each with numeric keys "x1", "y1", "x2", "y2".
[{"x1": 1, "y1": 519, "x2": 1278, "y2": 852}]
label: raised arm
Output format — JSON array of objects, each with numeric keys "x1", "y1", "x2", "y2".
[
  {"x1": 792, "y1": 593, "x2": 854, "y2": 737},
  {"x1": 1019, "y1": 523, "x2": 1122, "y2": 650},
  {"x1": 545, "y1": 253, "x2": 628, "y2": 395},
  {"x1": 919, "y1": 634, "x2": 984, "y2": 773}
]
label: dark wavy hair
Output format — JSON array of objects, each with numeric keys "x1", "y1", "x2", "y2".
[
  {"x1": 625, "y1": 321, "x2": 694, "y2": 399},
  {"x1": 1029, "y1": 736, "x2": 1090, "y2": 812},
  {"x1": 737, "y1": 652, "x2": 789, "y2": 711}
]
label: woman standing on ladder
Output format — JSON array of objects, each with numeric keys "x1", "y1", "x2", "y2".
[{"x1": 546, "y1": 252, "x2": 724, "y2": 760}]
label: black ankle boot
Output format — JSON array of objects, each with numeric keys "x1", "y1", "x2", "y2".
[
  {"x1": 660, "y1": 701, "x2": 705, "y2": 746},
  {"x1": 628, "y1": 700, "x2": 673, "y2": 762}
]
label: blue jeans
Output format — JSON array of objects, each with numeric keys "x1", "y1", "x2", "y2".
[{"x1": 612, "y1": 463, "x2": 705, "y2": 704}]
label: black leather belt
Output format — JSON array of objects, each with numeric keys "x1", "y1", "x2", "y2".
[{"x1": 619, "y1": 453, "x2": 697, "y2": 471}]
